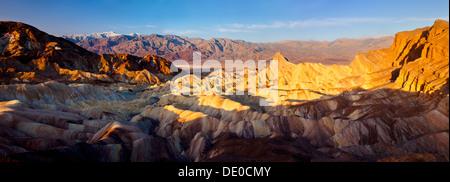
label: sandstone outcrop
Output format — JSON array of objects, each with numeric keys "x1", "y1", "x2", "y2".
[{"x1": 260, "y1": 19, "x2": 449, "y2": 102}]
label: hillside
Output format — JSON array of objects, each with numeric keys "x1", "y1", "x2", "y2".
[{"x1": 0, "y1": 21, "x2": 177, "y2": 84}]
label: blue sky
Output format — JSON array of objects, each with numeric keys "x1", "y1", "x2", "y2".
[{"x1": 0, "y1": 0, "x2": 448, "y2": 42}]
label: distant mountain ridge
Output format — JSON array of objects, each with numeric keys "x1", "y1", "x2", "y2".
[
  {"x1": 64, "y1": 32, "x2": 394, "y2": 65},
  {"x1": 63, "y1": 31, "x2": 140, "y2": 42}
]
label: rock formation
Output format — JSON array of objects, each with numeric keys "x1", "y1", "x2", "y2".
[
  {"x1": 0, "y1": 21, "x2": 177, "y2": 84},
  {"x1": 0, "y1": 20, "x2": 448, "y2": 162},
  {"x1": 262, "y1": 19, "x2": 449, "y2": 102}
]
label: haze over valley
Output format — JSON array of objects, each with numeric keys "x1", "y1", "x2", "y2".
[{"x1": 63, "y1": 32, "x2": 394, "y2": 65}]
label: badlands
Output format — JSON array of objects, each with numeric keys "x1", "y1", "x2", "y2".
[{"x1": 0, "y1": 20, "x2": 448, "y2": 162}]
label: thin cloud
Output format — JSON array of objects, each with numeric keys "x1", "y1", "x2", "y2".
[
  {"x1": 163, "y1": 30, "x2": 173, "y2": 34},
  {"x1": 227, "y1": 23, "x2": 245, "y2": 28},
  {"x1": 391, "y1": 17, "x2": 449, "y2": 23},
  {"x1": 110, "y1": 25, "x2": 138, "y2": 29},
  {"x1": 223, "y1": 17, "x2": 448, "y2": 30},
  {"x1": 163, "y1": 29, "x2": 203, "y2": 35},
  {"x1": 245, "y1": 18, "x2": 386, "y2": 29},
  {"x1": 218, "y1": 28, "x2": 253, "y2": 33},
  {"x1": 145, "y1": 24, "x2": 158, "y2": 28},
  {"x1": 289, "y1": 17, "x2": 387, "y2": 28},
  {"x1": 247, "y1": 21, "x2": 287, "y2": 29},
  {"x1": 111, "y1": 24, "x2": 156, "y2": 29},
  {"x1": 180, "y1": 30, "x2": 203, "y2": 34}
]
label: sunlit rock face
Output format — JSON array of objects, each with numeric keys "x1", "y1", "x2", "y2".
[
  {"x1": 0, "y1": 20, "x2": 448, "y2": 162},
  {"x1": 266, "y1": 20, "x2": 449, "y2": 102}
]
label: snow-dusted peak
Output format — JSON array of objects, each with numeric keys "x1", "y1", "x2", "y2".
[
  {"x1": 127, "y1": 33, "x2": 141, "y2": 36},
  {"x1": 91, "y1": 31, "x2": 122, "y2": 38},
  {"x1": 63, "y1": 31, "x2": 139, "y2": 43}
]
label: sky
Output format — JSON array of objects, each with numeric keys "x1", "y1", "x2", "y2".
[{"x1": 0, "y1": 0, "x2": 448, "y2": 42}]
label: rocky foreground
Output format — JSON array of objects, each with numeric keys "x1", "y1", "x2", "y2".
[{"x1": 0, "y1": 20, "x2": 448, "y2": 162}]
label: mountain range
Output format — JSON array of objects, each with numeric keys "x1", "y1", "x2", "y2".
[
  {"x1": 63, "y1": 31, "x2": 140, "y2": 42},
  {"x1": 63, "y1": 32, "x2": 394, "y2": 65}
]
